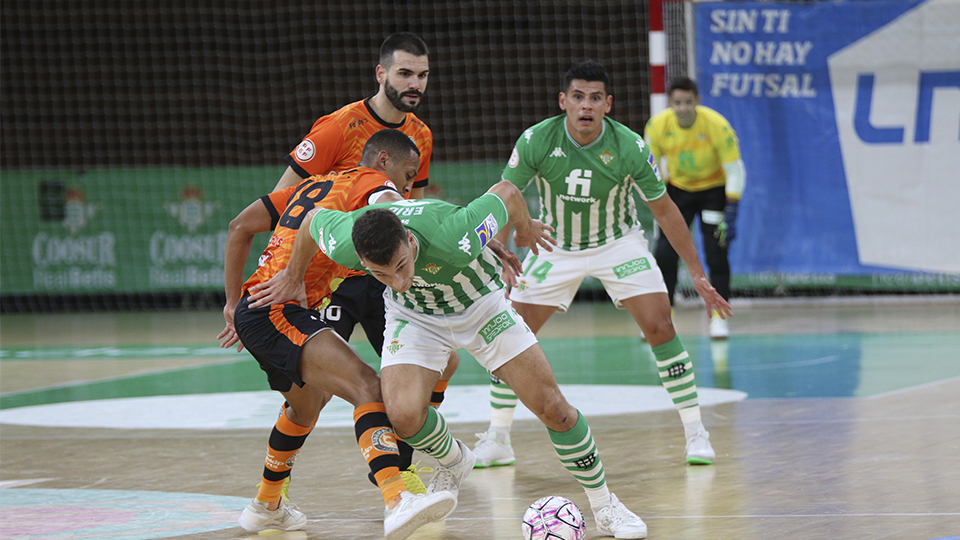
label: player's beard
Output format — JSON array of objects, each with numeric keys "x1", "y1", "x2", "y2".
[{"x1": 385, "y1": 78, "x2": 422, "y2": 113}]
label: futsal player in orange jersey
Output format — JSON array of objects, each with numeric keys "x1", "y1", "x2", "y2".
[
  {"x1": 271, "y1": 33, "x2": 464, "y2": 487},
  {"x1": 219, "y1": 130, "x2": 455, "y2": 539}
]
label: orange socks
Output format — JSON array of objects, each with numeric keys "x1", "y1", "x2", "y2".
[
  {"x1": 354, "y1": 402, "x2": 404, "y2": 505},
  {"x1": 430, "y1": 380, "x2": 449, "y2": 408},
  {"x1": 256, "y1": 406, "x2": 314, "y2": 503}
]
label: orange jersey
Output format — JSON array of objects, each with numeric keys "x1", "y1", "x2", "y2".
[
  {"x1": 285, "y1": 98, "x2": 433, "y2": 190},
  {"x1": 243, "y1": 168, "x2": 400, "y2": 308}
]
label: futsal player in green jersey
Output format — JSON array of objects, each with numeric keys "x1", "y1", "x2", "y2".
[
  {"x1": 645, "y1": 75, "x2": 746, "y2": 339},
  {"x1": 300, "y1": 180, "x2": 650, "y2": 539},
  {"x1": 473, "y1": 61, "x2": 731, "y2": 470}
]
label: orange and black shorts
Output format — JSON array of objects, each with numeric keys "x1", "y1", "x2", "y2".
[{"x1": 234, "y1": 292, "x2": 332, "y2": 392}]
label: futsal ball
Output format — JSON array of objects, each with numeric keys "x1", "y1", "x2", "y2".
[{"x1": 521, "y1": 495, "x2": 587, "y2": 540}]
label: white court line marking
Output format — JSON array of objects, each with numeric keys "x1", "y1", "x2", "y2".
[
  {"x1": 0, "y1": 478, "x2": 56, "y2": 489},
  {"x1": 0, "y1": 385, "x2": 747, "y2": 430},
  {"x1": 308, "y1": 511, "x2": 960, "y2": 523},
  {"x1": 866, "y1": 374, "x2": 960, "y2": 399}
]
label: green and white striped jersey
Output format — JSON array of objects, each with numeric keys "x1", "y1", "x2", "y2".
[
  {"x1": 503, "y1": 115, "x2": 666, "y2": 251},
  {"x1": 309, "y1": 194, "x2": 509, "y2": 314}
]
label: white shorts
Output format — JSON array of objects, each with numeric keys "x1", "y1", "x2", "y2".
[
  {"x1": 510, "y1": 229, "x2": 667, "y2": 312},
  {"x1": 381, "y1": 289, "x2": 539, "y2": 374}
]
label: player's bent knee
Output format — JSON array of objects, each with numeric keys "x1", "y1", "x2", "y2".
[
  {"x1": 384, "y1": 407, "x2": 426, "y2": 440},
  {"x1": 643, "y1": 318, "x2": 676, "y2": 344},
  {"x1": 529, "y1": 391, "x2": 576, "y2": 431}
]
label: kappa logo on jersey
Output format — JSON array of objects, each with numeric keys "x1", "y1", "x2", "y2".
[
  {"x1": 508, "y1": 146, "x2": 520, "y2": 168},
  {"x1": 523, "y1": 129, "x2": 534, "y2": 142},
  {"x1": 635, "y1": 138, "x2": 646, "y2": 152},
  {"x1": 459, "y1": 232, "x2": 472, "y2": 254},
  {"x1": 474, "y1": 213, "x2": 499, "y2": 248},
  {"x1": 295, "y1": 140, "x2": 316, "y2": 162},
  {"x1": 549, "y1": 147, "x2": 567, "y2": 158}
]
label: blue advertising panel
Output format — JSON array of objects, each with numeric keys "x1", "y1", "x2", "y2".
[{"x1": 693, "y1": 0, "x2": 960, "y2": 281}]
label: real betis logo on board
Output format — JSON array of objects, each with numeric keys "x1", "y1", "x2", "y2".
[
  {"x1": 164, "y1": 185, "x2": 218, "y2": 233},
  {"x1": 599, "y1": 151, "x2": 615, "y2": 165},
  {"x1": 62, "y1": 186, "x2": 101, "y2": 235}
]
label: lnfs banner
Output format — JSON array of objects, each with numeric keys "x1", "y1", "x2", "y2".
[{"x1": 694, "y1": 0, "x2": 960, "y2": 280}]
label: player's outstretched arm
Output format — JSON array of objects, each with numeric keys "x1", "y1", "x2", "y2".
[
  {"x1": 647, "y1": 194, "x2": 732, "y2": 319},
  {"x1": 486, "y1": 180, "x2": 557, "y2": 255},
  {"x1": 219, "y1": 199, "x2": 273, "y2": 351}
]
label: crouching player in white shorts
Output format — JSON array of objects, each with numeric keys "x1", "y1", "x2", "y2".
[
  {"x1": 473, "y1": 60, "x2": 732, "y2": 471},
  {"x1": 303, "y1": 180, "x2": 650, "y2": 539}
]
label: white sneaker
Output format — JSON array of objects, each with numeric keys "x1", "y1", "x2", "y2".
[
  {"x1": 686, "y1": 428, "x2": 716, "y2": 465},
  {"x1": 425, "y1": 439, "x2": 476, "y2": 518},
  {"x1": 383, "y1": 490, "x2": 457, "y2": 540},
  {"x1": 592, "y1": 493, "x2": 647, "y2": 539},
  {"x1": 472, "y1": 430, "x2": 515, "y2": 468},
  {"x1": 239, "y1": 498, "x2": 306, "y2": 532},
  {"x1": 709, "y1": 315, "x2": 729, "y2": 339}
]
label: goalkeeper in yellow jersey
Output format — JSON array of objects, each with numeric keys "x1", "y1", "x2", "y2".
[{"x1": 644, "y1": 76, "x2": 746, "y2": 339}]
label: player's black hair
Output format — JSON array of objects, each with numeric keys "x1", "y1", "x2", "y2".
[
  {"x1": 379, "y1": 32, "x2": 429, "y2": 67},
  {"x1": 353, "y1": 208, "x2": 408, "y2": 266},
  {"x1": 358, "y1": 128, "x2": 421, "y2": 167},
  {"x1": 563, "y1": 60, "x2": 612, "y2": 95},
  {"x1": 668, "y1": 76, "x2": 699, "y2": 97}
]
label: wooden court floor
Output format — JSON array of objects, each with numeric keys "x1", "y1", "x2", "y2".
[{"x1": 1, "y1": 297, "x2": 959, "y2": 540}]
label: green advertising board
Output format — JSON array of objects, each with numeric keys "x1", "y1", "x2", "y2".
[
  {"x1": 2, "y1": 164, "x2": 956, "y2": 297},
  {"x1": 0, "y1": 163, "x2": 499, "y2": 296},
  {"x1": 1, "y1": 167, "x2": 282, "y2": 294}
]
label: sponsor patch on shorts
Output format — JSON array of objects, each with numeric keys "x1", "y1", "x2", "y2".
[
  {"x1": 613, "y1": 257, "x2": 651, "y2": 279},
  {"x1": 479, "y1": 310, "x2": 516, "y2": 344}
]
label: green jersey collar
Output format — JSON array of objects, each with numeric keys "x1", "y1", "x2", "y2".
[{"x1": 563, "y1": 116, "x2": 607, "y2": 150}]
